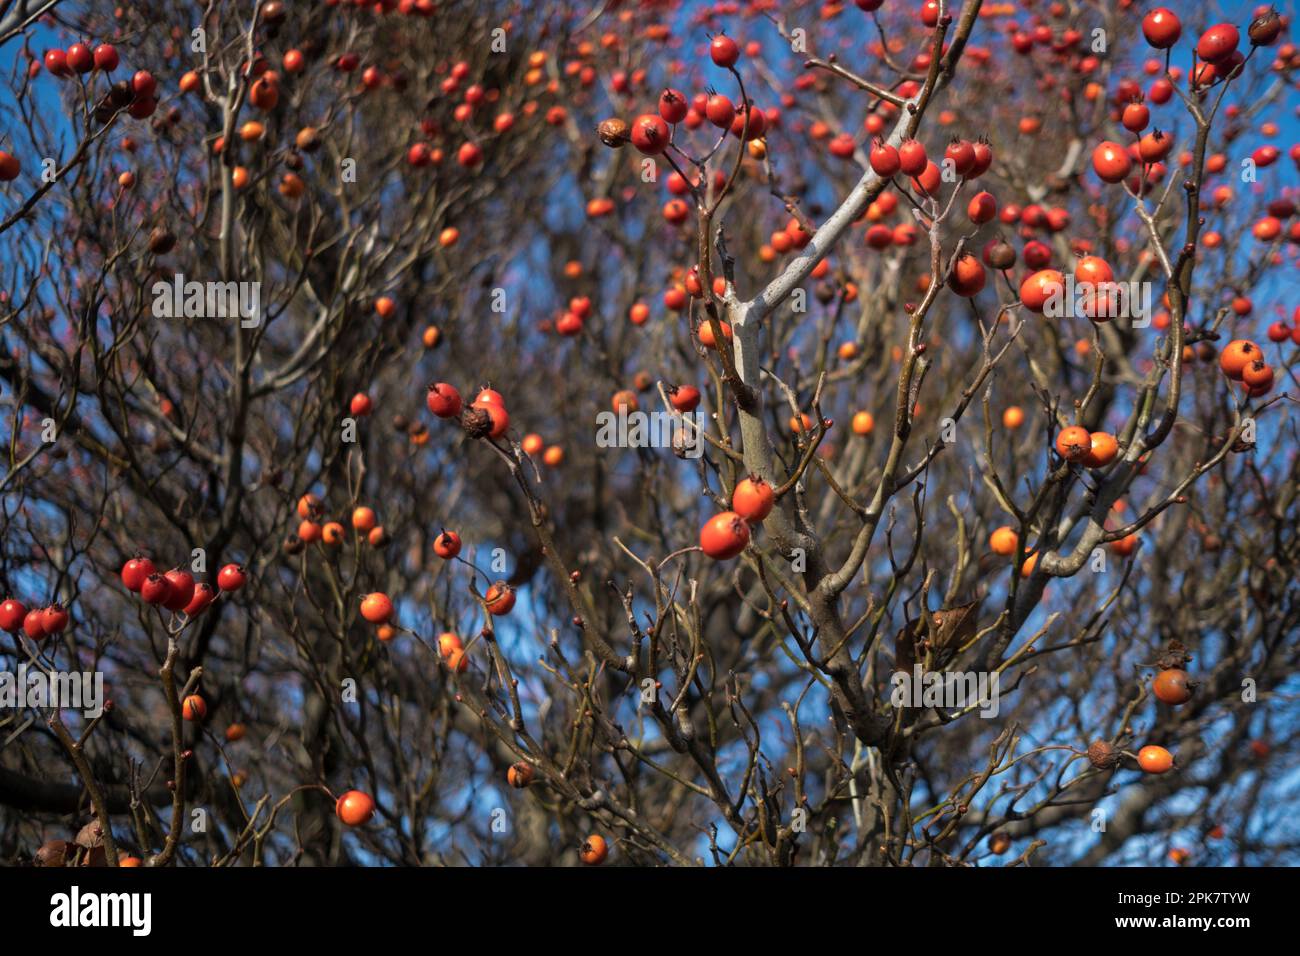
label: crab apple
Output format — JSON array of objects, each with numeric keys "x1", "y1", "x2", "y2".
[
  {"x1": 182, "y1": 694, "x2": 207, "y2": 721},
  {"x1": 43, "y1": 50, "x2": 71, "y2": 76},
  {"x1": 349, "y1": 393, "x2": 372, "y2": 417},
  {"x1": 1218, "y1": 339, "x2": 1260, "y2": 379},
  {"x1": 967, "y1": 191, "x2": 997, "y2": 224},
  {"x1": 426, "y1": 382, "x2": 463, "y2": 418},
  {"x1": 989, "y1": 526, "x2": 1018, "y2": 556},
  {"x1": 1138, "y1": 745, "x2": 1174, "y2": 774},
  {"x1": 732, "y1": 477, "x2": 775, "y2": 522},
  {"x1": 22, "y1": 608, "x2": 46, "y2": 640},
  {"x1": 162, "y1": 570, "x2": 196, "y2": 612},
  {"x1": 658, "y1": 88, "x2": 688, "y2": 124},
  {"x1": 911, "y1": 160, "x2": 941, "y2": 195},
  {"x1": 336, "y1": 790, "x2": 375, "y2": 826},
  {"x1": 183, "y1": 583, "x2": 216, "y2": 617},
  {"x1": 121, "y1": 556, "x2": 156, "y2": 592},
  {"x1": 0, "y1": 599, "x2": 27, "y2": 633},
  {"x1": 216, "y1": 563, "x2": 247, "y2": 591},
  {"x1": 700, "y1": 511, "x2": 751, "y2": 559},
  {"x1": 1055, "y1": 426, "x2": 1093, "y2": 462},
  {"x1": 1122, "y1": 101, "x2": 1150, "y2": 132},
  {"x1": 457, "y1": 142, "x2": 482, "y2": 167},
  {"x1": 1019, "y1": 269, "x2": 1065, "y2": 313},
  {"x1": 0, "y1": 151, "x2": 19, "y2": 181},
  {"x1": 1196, "y1": 24, "x2": 1239, "y2": 62},
  {"x1": 484, "y1": 581, "x2": 516, "y2": 615},
  {"x1": 705, "y1": 93, "x2": 735, "y2": 128},
  {"x1": 580, "y1": 834, "x2": 609, "y2": 864},
  {"x1": 869, "y1": 141, "x2": 900, "y2": 177},
  {"x1": 709, "y1": 34, "x2": 740, "y2": 68},
  {"x1": 445, "y1": 647, "x2": 470, "y2": 673},
  {"x1": 1142, "y1": 8, "x2": 1181, "y2": 48},
  {"x1": 947, "y1": 253, "x2": 986, "y2": 296},
  {"x1": 65, "y1": 43, "x2": 93, "y2": 73},
  {"x1": 360, "y1": 593, "x2": 394, "y2": 624},
  {"x1": 132, "y1": 70, "x2": 157, "y2": 99},
  {"x1": 433, "y1": 530, "x2": 462, "y2": 559},
  {"x1": 1091, "y1": 141, "x2": 1132, "y2": 183},
  {"x1": 438, "y1": 632, "x2": 463, "y2": 657},
  {"x1": 472, "y1": 399, "x2": 509, "y2": 438},
  {"x1": 669, "y1": 384, "x2": 701, "y2": 412},
  {"x1": 630, "y1": 113, "x2": 670, "y2": 155},
  {"x1": 1153, "y1": 668, "x2": 1194, "y2": 705},
  {"x1": 40, "y1": 605, "x2": 69, "y2": 634},
  {"x1": 944, "y1": 139, "x2": 976, "y2": 176},
  {"x1": 1082, "y1": 432, "x2": 1119, "y2": 468},
  {"x1": 897, "y1": 139, "x2": 928, "y2": 176},
  {"x1": 507, "y1": 762, "x2": 534, "y2": 788},
  {"x1": 140, "y1": 573, "x2": 173, "y2": 605}
]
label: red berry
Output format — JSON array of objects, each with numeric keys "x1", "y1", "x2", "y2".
[
  {"x1": 705, "y1": 93, "x2": 735, "y2": 128},
  {"x1": 0, "y1": 599, "x2": 27, "y2": 633},
  {"x1": 66, "y1": 43, "x2": 93, "y2": 74},
  {"x1": 426, "y1": 383, "x2": 462, "y2": 418},
  {"x1": 1121, "y1": 102, "x2": 1150, "y2": 132},
  {"x1": 669, "y1": 385, "x2": 701, "y2": 412},
  {"x1": 629, "y1": 113, "x2": 670, "y2": 155},
  {"x1": 43, "y1": 50, "x2": 70, "y2": 76},
  {"x1": 121, "y1": 556, "x2": 156, "y2": 592},
  {"x1": 658, "y1": 88, "x2": 688, "y2": 124},
  {"x1": 183, "y1": 583, "x2": 216, "y2": 617},
  {"x1": 162, "y1": 569, "x2": 196, "y2": 612},
  {"x1": 869, "y1": 141, "x2": 901, "y2": 177},
  {"x1": 1141, "y1": 8, "x2": 1182, "y2": 49},
  {"x1": 1091, "y1": 141, "x2": 1132, "y2": 183},
  {"x1": 944, "y1": 139, "x2": 976, "y2": 177},
  {"x1": 699, "y1": 511, "x2": 750, "y2": 560},
  {"x1": 23, "y1": 608, "x2": 47, "y2": 640},
  {"x1": 217, "y1": 564, "x2": 247, "y2": 592},
  {"x1": 433, "y1": 531, "x2": 462, "y2": 559},
  {"x1": 93, "y1": 44, "x2": 119, "y2": 72},
  {"x1": 140, "y1": 573, "x2": 173, "y2": 605},
  {"x1": 732, "y1": 477, "x2": 775, "y2": 522},
  {"x1": 132, "y1": 70, "x2": 157, "y2": 98},
  {"x1": 457, "y1": 142, "x2": 482, "y2": 167},
  {"x1": 41, "y1": 604, "x2": 69, "y2": 634},
  {"x1": 709, "y1": 34, "x2": 740, "y2": 68},
  {"x1": 1196, "y1": 24, "x2": 1239, "y2": 62},
  {"x1": 898, "y1": 139, "x2": 928, "y2": 176}
]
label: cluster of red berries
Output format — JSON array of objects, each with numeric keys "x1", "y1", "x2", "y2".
[
  {"x1": 1219, "y1": 339, "x2": 1276, "y2": 396},
  {"x1": 600, "y1": 34, "x2": 768, "y2": 161},
  {"x1": 0, "y1": 598, "x2": 70, "y2": 642},
  {"x1": 42, "y1": 41, "x2": 119, "y2": 77},
  {"x1": 41, "y1": 41, "x2": 158, "y2": 120},
  {"x1": 119, "y1": 555, "x2": 246, "y2": 614},
  {"x1": 699, "y1": 476, "x2": 775, "y2": 560},
  {"x1": 426, "y1": 383, "x2": 510, "y2": 439}
]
